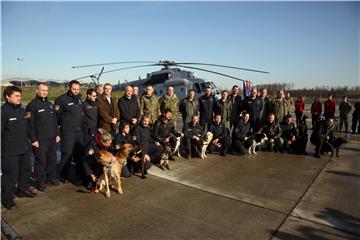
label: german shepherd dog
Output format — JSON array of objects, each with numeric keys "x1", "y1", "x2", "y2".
[{"x1": 94, "y1": 144, "x2": 133, "y2": 198}]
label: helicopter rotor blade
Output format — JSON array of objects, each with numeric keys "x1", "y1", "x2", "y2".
[
  {"x1": 72, "y1": 61, "x2": 157, "y2": 69},
  {"x1": 71, "y1": 64, "x2": 160, "y2": 81},
  {"x1": 96, "y1": 67, "x2": 105, "y2": 84},
  {"x1": 176, "y1": 62, "x2": 269, "y2": 74},
  {"x1": 175, "y1": 64, "x2": 249, "y2": 83}
]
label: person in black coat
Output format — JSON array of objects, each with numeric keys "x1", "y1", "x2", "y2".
[
  {"x1": 118, "y1": 86, "x2": 140, "y2": 128},
  {"x1": 229, "y1": 85, "x2": 243, "y2": 128},
  {"x1": 232, "y1": 112, "x2": 252, "y2": 154},
  {"x1": 243, "y1": 88, "x2": 262, "y2": 132},
  {"x1": 183, "y1": 114, "x2": 203, "y2": 159},
  {"x1": 54, "y1": 80, "x2": 84, "y2": 184},
  {"x1": 2, "y1": 86, "x2": 36, "y2": 210},
  {"x1": 199, "y1": 86, "x2": 215, "y2": 130},
  {"x1": 82, "y1": 89, "x2": 98, "y2": 148},
  {"x1": 26, "y1": 82, "x2": 61, "y2": 191},
  {"x1": 280, "y1": 114, "x2": 298, "y2": 153},
  {"x1": 208, "y1": 114, "x2": 230, "y2": 156}
]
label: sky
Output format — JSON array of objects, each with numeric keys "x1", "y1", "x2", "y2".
[{"x1": 1, "y1": 1, "x2": 359, "y2": 89}]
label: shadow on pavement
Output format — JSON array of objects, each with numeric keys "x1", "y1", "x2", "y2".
[{"x1": 326, "y1": 170, "x2": 360, "y2": 178}]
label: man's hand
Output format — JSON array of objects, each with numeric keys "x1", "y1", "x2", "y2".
[
  {"x1": 112, "y1": 118, "x2": 118, "y2": 124},
  {"x1": 91, "y1": 174, "x2": 96, "y2": 182},
  {"x1": 56, "y1": 136, "x2": 61, "y2": 143},
  {"x1": 131, "y1": 118, "x2": 138, "y2": 125},
  {"x1": 155, "y1": 141, "x2": 161, "y2": 146},
  {"x1": 287, "y1": 140, "x2": 292, "y2": 145},
  {"x1": 269, "y1": 138, "x2": 275, "y2": 143},
  {"x1": 131, "y1": 156, "x2": 141, "y2": 162},
  {"x1": 165, "y1": 137, "x2": 170, "y2": 143},
  {"x1": 32, "y1": 141, "x2": 40, "y2": 148},
  {"x1": 212, "y1": 138, "x2": 219, "y2": 145},
  {"x1": 144, "y1": 154, "x2": 150, "y2": 161}
]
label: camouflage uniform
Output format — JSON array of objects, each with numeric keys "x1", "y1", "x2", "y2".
[
  {"x1": 140, "y1": 93, "x2": 160, "y2": 125},
  {"x1": 271, "y1": 98, "x2": 286, "y2": 124},
  {"x1": 285, "y1": 96, "x2": 293, "y2": 115},
  {"x1": 159, "y1": 94, "x2": 180, "y2": 129}
]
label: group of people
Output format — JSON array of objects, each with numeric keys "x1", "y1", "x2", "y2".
[{"x1": 2, "y1": 80, "x2": 359, "y2": 210}]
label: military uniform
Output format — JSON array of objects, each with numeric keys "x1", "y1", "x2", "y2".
[
  {"x1": 258, "y1": 122, "x2": 284, "y2": 152},
  {"x1": 281, "y1": 121, "x2": 297, "y2": 152},
  {"x1": 140, "y1": 93, "x2": 160, "y2": 125},
  {"x1": 270, "y1": 98, "x2": 286, "y2": 124},
  {"x1": 213, "y1": 99, "x2": 231, "y2": 130},
  {"x1": 1, "y1": 102, "x2": 33, "y2": 207},
  {"x1": 179, "y1": 97, "x2": 200, "y2": 128},
  {"x1": 285, "y1": 96, "x2": 293, "y2": 115},
  {"x1": 183, "y1": 122, "x2": 203, "y2": 158},
  {"x1": 54, "y1": 91, "x2": 84, "y2": 183},
  {"x1": 159, "y1": 94, "x2": 180, "y2": 129},
  {"x1": 82, "y1": 98, "x2": 98, "y2": 147},
  {"x1": 339, "y1": 101, "x2": 352, "y2": 132},
  {"x1": 208, "y1": 122, "x2": 230, "y2": 155},
  {"x1": 199, "y1": 94, "x2": 215, "y2": 130},
  {"x1": 26, "y1": 96, "x2": 59, "y2": 188}
]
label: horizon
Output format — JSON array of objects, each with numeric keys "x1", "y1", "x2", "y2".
[{"x1": 2, "y1": 1, "x2": 359, "y2": 89}]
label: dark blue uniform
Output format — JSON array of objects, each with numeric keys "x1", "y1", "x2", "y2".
[
  {"x1": 26, "y1": 96, "x2": 59, "y2": 186},
  {"x1": 54, "y1": 91, "x2": 84, "y2": 182},
  {"x1": 199, "y1": 94, "x2": 215, "y2": 130},
  {"x1": 232, "y1": 119, "x2": 252, "y2": 154},
  {"x1": 243, "y1": 96, "x2": 262, "y2": 132},
  {"x1": 82, "y1": 99, "x2": 98, "y2": 147},
  {"x1": 208, "y1": 122, "x2": 230, "y2": 155},
  {"x1": 1, "y1": 102, "x2": 32, "y2": 206},
  {"x1": 183, "y1": 122, "x2": 203, "y2": 158}
]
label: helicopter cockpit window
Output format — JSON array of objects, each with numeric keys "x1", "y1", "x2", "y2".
[
  {"x1": 194, "y1": 83, "x2": 201, "y2": 93},
  {"x1": 181, "y1": 87, "x2": 184, "y2": 92},
  {"x1": 146, "y1": 72, "x2": 171, "y2": 85}
]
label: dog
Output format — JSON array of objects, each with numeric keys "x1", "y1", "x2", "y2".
[
  {"x1": 172, "y1": 132, "x2": 184, "y2": 158},
  {"x1": 128, "y1": 144, "x2": 146, "y2": 178},
  {"x1": 159, "y1": 142, "x2": 172, "y2": 170},
  {"x1": 199, "y1": 131, "x2": 213, "y2": 159},
  {"x1": 247, "y1": 133, "x2": 268, "y2": 155},
  {"x1": 94, "y1": 144, "x2": 133, "y2": 198},
  {"x1": 321, "y1": 137, "x2": 348, "y2": 157}
]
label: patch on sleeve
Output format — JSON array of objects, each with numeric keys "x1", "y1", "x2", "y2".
[
  {"x1": 25, "y1": 112, "x2": 31, "y2": 118},
  {"x1": 55, "y1": 105, "x2": 60, "y2": 111}
]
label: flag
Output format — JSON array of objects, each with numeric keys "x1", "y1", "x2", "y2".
[{"x1": 243, "y1": 80, "x2": 252, "y2": 97}]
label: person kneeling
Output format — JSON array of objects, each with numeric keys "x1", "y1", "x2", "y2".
[{"x1": 208, "y1": 114, "x2": 230, "y2": 156}]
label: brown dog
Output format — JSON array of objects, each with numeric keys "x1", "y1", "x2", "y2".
[{"x1": 94, "y1": 144, "x2": 133, "y2": 198}]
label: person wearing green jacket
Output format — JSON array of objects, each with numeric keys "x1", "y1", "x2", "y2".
[
  {"x1": 271, "y1": 90, "x2": 286, "y2": 124},
  {"x1": 140, "y1": 85, "x2": 160, "y2": 126},
  {"x1": 159, "y1": 86, "x2": 180, "y2": 130}
]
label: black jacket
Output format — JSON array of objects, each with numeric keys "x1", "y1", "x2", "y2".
[
  {"x1": 232, "y1": 119, "x2": 252, "y2": 142},
  {"x1": 54, "y1": 91, "x2": 84, "y2": 133},
  {"x1": 132, "y1": 124, "x2": 153, "y2": 154},
  {"x1": 209, "y1": 122, "x2": 228, "y2": 140},
  {"x1": 281, "y1": 122, "x2": 297, "y2": 141},
  {"x1": 1, "y1": 102, "x2": 30, "y2": 156},
  {"x1": 243, "y1": 96, "x2": 261, "y2": 127},
  {"x1": 199, "y1": 94, "x2": 215, "y2": 126},
  {"x1": 25, "y1": 96, "x2": 59, "y2": 142},
  {"x1": 113, "y1": 132, "x2": 133, "y2": 146},
  {"x1": 152, "y1": 117, "x2": 176, "y2": 144},
  {"x1": 258, "y1": 122, "x2": 282, "y2": 139},
  {"x1": 184, "y1": 122, "x2": 203, "y2": 139},
  {"x1": 82, "y1": 99, "x2": 98, "y2": 137},
  {"x1": 118, "y1": 95, "x2": 140, "y2": 125}
]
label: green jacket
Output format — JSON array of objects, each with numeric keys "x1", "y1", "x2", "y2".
[
  {"x1": 271, "y1": 98, "x2": 286, "y2": 123},
  {"x1": 179, "y1": 97, "x2": 200, "y2": 125},
  {"x1": 159, "y1": 94, "x2": 180, "y2": 119},
  {"x1": 140, "y1": 94, "x2": 160, "y2": 124}
]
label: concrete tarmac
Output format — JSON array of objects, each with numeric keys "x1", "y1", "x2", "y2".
[{"x1": 2, "y1": 134, "x2": 360, "y2": 240}]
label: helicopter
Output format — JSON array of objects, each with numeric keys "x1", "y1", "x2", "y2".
[{"x1": 71, "y1": 60, "x2": 269, "y2": 100}]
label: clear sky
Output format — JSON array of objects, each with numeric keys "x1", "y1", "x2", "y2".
[{"x1": 1, "y1": 1, "x2": 359, "y2": 89}]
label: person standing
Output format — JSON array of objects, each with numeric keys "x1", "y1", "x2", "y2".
[
  {"x1": 285, "y1": 92, "x2": 293, "y2": 115},
  {"x1": 324, "y1": 94, "x2": 336, "y2": 120},
  {"x1": 311, "y1": 97, "x2": 322, "y2": 129},
  {"x1": 139, "y1": 85, "x2": 160, "y2": 126},
  {"x1": 179, "y1": 89, "x2": 200, "y2": 129},
  {"x1": 98, "y1": 83, "x2": 120, "y2": 135},
  {"x1": 294, "y1": 95, "x2": 305, "y2": 127},
  {"x1": 26, "y1": 82, "x2": 61, "y2": 192},
  {"x1": 228, "y1": 85, "x2": 243, "y2": 129},
  {"x1": 118, "y1": 86, "x2": 140, "y2": 128},
  {"x1": 82, "y1": 88, "x2": 98, "y2": 148},
  {"x1": 259, "y1": 88, "x2": 270, "y2": 127},
  {"x1": 352, "y1": 99, "x2": 360, "y2": 134},
  {"x1": 213, "y1": 90, "x2": 231, "y2": 130},
  {"x1": 96, "y1": 84, "x2": 104, "y2": 96},
  {"x1": 271, "y1": 90, "x2": 286, "y2": 124},
  {"x1": 243, "y1": 88, "x2": 261, "y2": 132},
  {"x1": 339, "y1": 96, "x2": 352, "y2": 132},
  {"x1": 54, "y1": 80, "x2": 84, "y2": 184},
  {"x1": 132, "y1": 85, "x2": 141, "y2": 108},
  {"x1": 2, "y1": 86, "x2": 36, "y2": 210},
  {"x1": 159, "y1": 86, "x2": 180, "y2": 129},
  {"x1": 198, "y1": 86, "x2": 215, "y2": 130}
]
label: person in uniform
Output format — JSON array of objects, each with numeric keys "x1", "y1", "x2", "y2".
[
  {"x1": 97, "y1": 83, "x2": 120, "y2": 135},
  {"x1": 285, "y1": 92, "x2": 293, "y2": 115},
  {"x1": 199, "y1": 86, "x2": 215, "y2": 131},
  {"x1": 229, "y1": 85, "x2": 243, "y2": 129},
  {"x1": 258, "y1": 113, "x2": 284, "y2": 153},
  {"x1": 243, "y1": 88, "x2": 262, "y2": 132},
  {"x1": 183, "y1": 114, "x2": 203, "y2": 159},
  {"x1": 179, "y1": 89, "x2": 200, "y2": 129},
  {"x1": 26, "y1": 82, "x2": 61, "y2": 191},
  {"x1": 118, "y1": 86, "x2": 140, "y2": 128},
  {"x1": 208, "y1": 114, "x2": 230, "y2": 156},
  {"x1": 2, "y1": 86, "x2": 36, "y2": 210},
  {"x1": 54, "y1": 80, "x2": 84, "y2": 184},
  {"x1": 213, "y1": 90, "x2": 231, "y2": 131},
  {"x1": 352, "y1": 99, "x2": 360, "y2": 134},
  {"x1": 270, "y1": 90, "x2": 286, "y2": 124},
  {"x1": 311, "y1": 117, "x2": 336, "y2": 158},
  {"x1": 159, "y1": 86, "x2": 179, "y2": 130},
  {"x1": 139, "y1": 85, "x2": 160, "y2": 126},
  {"x1": 280, "y1": 114, "x2": 298, "y2": 153},
  {"x1": 259, "y1": 88, "x2": 270, "y2": 127},
  {"x1": 82, "y1": 88, "x2": 98, "y2": 147},
  {"x1": 232, "y1": 111, "x2": 252, "y2": 155},
  {"x1": 339, "y1": 96, "x2": 352, "y2": 132}
]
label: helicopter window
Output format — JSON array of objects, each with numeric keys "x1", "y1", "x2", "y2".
[
  {"x1": 146, "y1": 73, "x2": 170, "y2": 85},
  {"x1": 181, "y1": 87, "x2": 184, "y2": 92},
  {"x1": 194, "y1": 83, "x2": 201, "y2": 93}
]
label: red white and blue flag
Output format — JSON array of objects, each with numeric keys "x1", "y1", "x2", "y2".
[{"x1": 243, "y1": 80, "x2": 251, "y2": 97}]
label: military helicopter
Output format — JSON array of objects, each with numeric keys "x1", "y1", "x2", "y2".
[{"x1": 71, "y1": 60, "x2": 269, "y2": 99}]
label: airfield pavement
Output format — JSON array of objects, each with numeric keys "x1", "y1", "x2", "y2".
[{"x1": 1, "y1": 132, "x2": 360, "y2": 240}]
